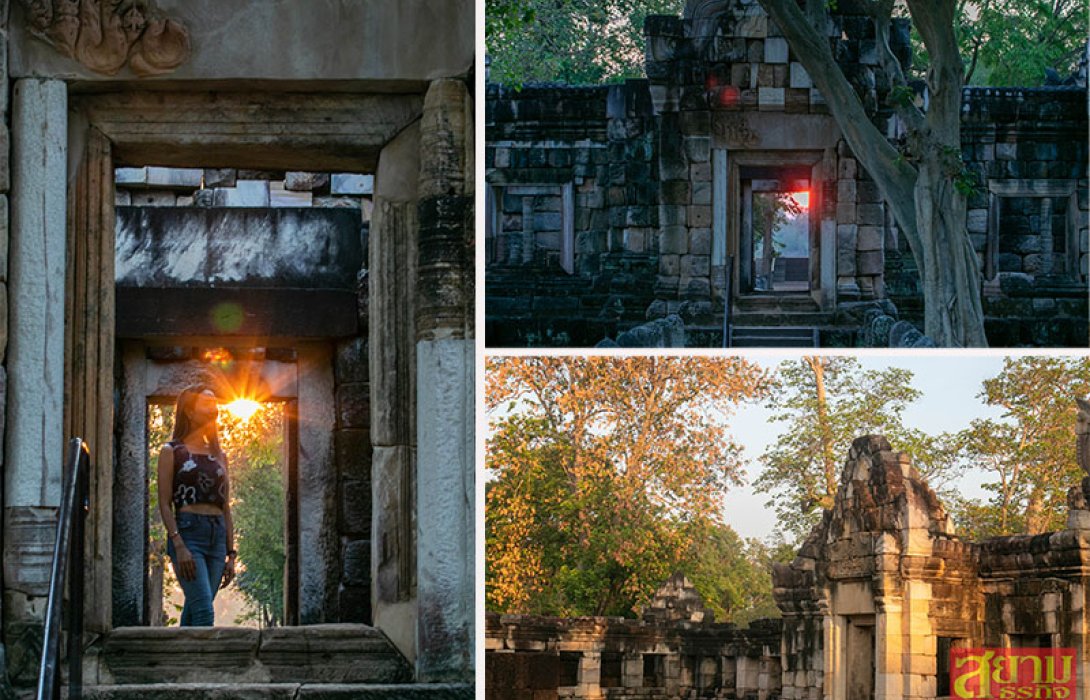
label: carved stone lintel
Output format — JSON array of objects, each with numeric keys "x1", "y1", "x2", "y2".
[{"x1": 23, "y1": 0, "x2": 191, "y2": 77}]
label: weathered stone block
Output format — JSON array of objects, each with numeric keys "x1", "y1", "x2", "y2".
[
  {"x1": 837, "y1": 179, "x2": 857, "y2": 204},
  {"x1": 336, "y1": 382, "x2": 370, "y2": 429},
  {"x1": 736, "y1": 15, "x2": 768, "y2": 37},
  {"x1": 857, "y1": 226, "x2": 882, "y2": 251},
  {"x1": 690, "y1": 162, "x2": 712, "y2": 182},
  {"x1": 202, "y1": 168, "x2": 237, "y2": 188},
  {"x1": 659, "y1": 254, "x2": 680, "y2": 275},
  {"x1": 688, "y1": 205, "x2": 712, "y2": 227},
  {"x1": 340, "y1": 478, "x2": 371, "y2": 536},
  {"x1": 146, "y1": 167, "x2": 203, "y2": 189},
  {"x1": 836, "y1": 201, "x2": 856, "y2": 223},
  {"x1": 660, "y1": 226, "x2": 688, "y2": 255},
  {"x1": 838, "y1": 158, "x2": 857, "y2": 180},
  {"x1": 214, "y1": 180, "x2": 271, "y2": 207},
  {"x1": 692, "y1": 181, "x2": 712, "y2": 206},
  {"x1": 684, "y1": 137, "x2": 711, "y2": 163},
  {"x1": 757, "y1": 88, "x2": 785, "y2": 111},
  {"x1": 857, "y1": 250, "x2": 884, "y2": 275},
  {"x1": 680, "y1": 255, "x2": 709, "y2": 277},
  {"x1": 789, "y1": 63, "x2": 812, "y2": 89},
  {"x1": 857, "y1": 203, "x2": 884, "y2": 226},
  {"x1": 130, "y1": 191, "x2": 177, "y2": 207},
  {"x1": 967, "y1": 209, "x2": 988, "y2": 234},
  {"x1": 623, "y1": 228, "x2": 647, "y2": 252},
  {"x1": 335, "y1": 428, "x2": 371, "y2": 482},
  {"x1": 285, "y1": 172, "x2": 331, "y2": 192},
  {"x1": 690, "y1": 228, "x2": 712, "y2": 256},
  {"x1": 764, "y1": 37, "x2": 788, "y2": 63},
  {"x1": 342, "y1": 538, "x2": 370, "y2": 587}
]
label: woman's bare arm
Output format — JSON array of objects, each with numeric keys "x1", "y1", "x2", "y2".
[{"x1": 157, "y1": 445, "x2": 195, "y2": 580}]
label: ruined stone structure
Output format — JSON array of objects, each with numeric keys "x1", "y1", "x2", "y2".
[
  {"x1": 0, "y1": 1, "x2": 474, "y2": 696},
  {"x1": 485, "y1": 0, "x2": 1089, "y2": 347},
  {"x1": 485, "y1": 574, "x2": 783, "y2": 699},
  {"x1": 486, "y1": 430, "x2": 1090, "y2": 698}
]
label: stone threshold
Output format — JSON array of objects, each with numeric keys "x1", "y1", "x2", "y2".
[
  {"x1": 84, "y1": 624, "x2": 413, "y2": 686},
  {"x1": 71, "y1": 682, "x2": 473, "y2": 699}
]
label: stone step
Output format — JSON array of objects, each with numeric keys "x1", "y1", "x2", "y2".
[
  {"x1": 75, "y1": 683, "x2": 473, "y2": 699},
  {"x1": 730, "y1": 326, "x2": 819, "y2": 347},
  {"x1": 86, "y1": 625, "x2": 412, "y2": 685}
]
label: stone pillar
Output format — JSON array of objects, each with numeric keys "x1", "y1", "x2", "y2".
[
  {"x1": 370, "y1": 119, "x2": 420, "y2": 664},
  {"x1": 3, "y1": 78, "x2": 66, "y2": 686},
  {"x1": 415, "y1": 78, "x2": 474, "y2": 683},
  {"x1": 113, "y1": 341, "x2": 147, "y2": 627},
  {"x1": 297, "y1": 342, "x2": 337, "y2": 623},
  {"x1": 333, "y1": 336, "x2": 372, "y2": 623}
]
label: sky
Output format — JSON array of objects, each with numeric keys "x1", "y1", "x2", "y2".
[
  {"x1": 721, "y1": 352, "x2": 1011, "y2": 542},
  {"x1": 487, "y1": 352, "x2": 1087, "y2": 544}
]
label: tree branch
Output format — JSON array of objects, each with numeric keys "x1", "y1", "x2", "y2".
[
  {"x1": 758, "y1": 0, "x2": 920, "y2": 245},
  {"x1": 870, "y1": 0, "x2": 927, "y2": 132}
]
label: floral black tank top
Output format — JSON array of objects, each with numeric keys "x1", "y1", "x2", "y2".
[{"x1": 168, "y1": 440, "x2": 228, "y2": 509}]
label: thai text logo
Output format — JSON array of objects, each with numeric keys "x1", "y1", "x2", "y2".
[{"x1": 951, "y1": 648, "x2": 1076, "y2": 699}]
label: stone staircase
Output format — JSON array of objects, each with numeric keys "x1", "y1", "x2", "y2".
[
  {"x1": 70, "y1": 625, "x2": 472, "y2": 699},
  {"x1": 729, "y1": 326, "x2": 819, "y2": 347}
]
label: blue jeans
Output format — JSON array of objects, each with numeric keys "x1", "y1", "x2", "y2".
[{"x1": 167, "y1": 511, "x2": 227, "y2": 626}]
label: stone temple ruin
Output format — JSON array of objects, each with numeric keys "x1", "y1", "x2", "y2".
[
  {"x1": 0, "y1": 1, "x2": 474, "y2": 697},
  {"x1": 485, "y1": 0, "x2": 1089, "y2": 347},
  {"x1": 486, "y1": 422, "x2": 1090, "y2": 698}
]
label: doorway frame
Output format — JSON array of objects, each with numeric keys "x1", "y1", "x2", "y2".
[
  {"x1": 63, "y1": 86, "x2": 423, "y2": 636},
  {"x1": 720, "y1": 150, "x2": 833, "y2": 310}
]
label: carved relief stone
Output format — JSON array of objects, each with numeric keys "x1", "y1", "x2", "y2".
[{"x1": 22, "y1": 0, "x2": 191, "y2": 77}]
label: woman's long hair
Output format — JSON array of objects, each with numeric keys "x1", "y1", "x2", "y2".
[{"x1": 171, "y1": 384, "x2": 223, "y2": 456}]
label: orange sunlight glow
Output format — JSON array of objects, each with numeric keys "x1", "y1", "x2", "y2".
[
  {"x1": 224, "y1": 397, "x2": 261, "y2": 422},
  {"x1": 789, "y1": 191, "x2": 810, "y2": 209}
]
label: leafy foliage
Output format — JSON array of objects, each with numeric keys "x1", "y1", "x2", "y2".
[
  {"x1": 753, "y1": 357, "x2": 961, "y2": 541},
  {"x1": 486, "y1": 356, "x2": 771, "y2": 617},
  {"x1": 948, "y1": 357, "x2": 1090, "y2": 536},
  {"x1": 910, "y1": 0, "x2": 1088, "y2": 86},
  {"x1": 486, "y1": 0, "x2": 686, "y2": 85},
  {"x1": 221, "y1": 405, "x2": 287, "y2": 627}
]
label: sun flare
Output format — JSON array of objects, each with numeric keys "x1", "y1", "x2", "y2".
[
  {"x1": 789, "y1": 191, "x2": 810, "y2": 209},
  {"x1": 224, "y1": 397, "x2": 261, "y2": 422}
]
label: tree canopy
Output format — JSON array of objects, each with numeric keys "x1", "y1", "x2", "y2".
[
  {"x1": 912, "y1": 0, "x2": 1089, "y2": 86},
  {"x1": 486, "y1": 356, "x2": 770, "y2": 617},
  {"x1": 948, "y1": 357, "x2": 1090, "y2": 538},
  {"x1": 487, "y1": 0, "x2": 1086, "y2": 87},
  {"x1": 486, "y1": 0, "x2": 686, "y2": 85},
  {"x1": 753, "y1": 356, "x2": 962, "y2": 540}
]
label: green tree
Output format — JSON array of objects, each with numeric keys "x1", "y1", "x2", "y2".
[
  {"x1": 754, "y1": 357, "x2": 959, "y2": 540},
  {"x1": 219, "y1": 404, "x2": 286, "y2": 627},
  {"x1": 486, "y1": 0, "x2": 686, "y2": 85},
  {"x1": 950, "y1": 357, "x2": 1090, "y2": 537},
  {"x1": 486, "y1": 356, "x2": 770, "y2": 616},
  {"x1": 911, "y1": 0, "x2": 1088, "y2": 86},
  {"x1": 685, "y1": 526, "x2": 790, "y2": 623}
]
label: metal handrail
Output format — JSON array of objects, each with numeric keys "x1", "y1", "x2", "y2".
[{"x1": 36, "y1": 438, "x2": 90, "y2": 700}]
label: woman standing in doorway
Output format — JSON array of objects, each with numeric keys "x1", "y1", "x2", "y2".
[{"x1": 157, "y1": 385, "x2": 237, "y2": 626}]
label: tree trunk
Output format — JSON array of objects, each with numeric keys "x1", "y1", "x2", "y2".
[
  {"x1": 757, "y1": 0, "x2": 989, "y2": 347},
  {"x1": 914, "y1": 157, "x2": 988, "y2": 345},
  {"x1": 805, "y1": 356, "x2": 838, "y2": 507}
]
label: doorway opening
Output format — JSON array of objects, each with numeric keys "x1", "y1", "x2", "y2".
[
  {"x1": 146, "y1": 394, "x2": 289, "y2": 628},
  {"x1": 740, "y1": 171, "x2": 812, "y2": 294}
]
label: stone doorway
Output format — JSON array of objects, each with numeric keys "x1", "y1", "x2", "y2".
[
  {"x1": 1, "y1": 77, "x2": 473, "y2": 683},
  {"x1": 740, "y1": 172, "x2": 813, "y2": 294},
  {"x1": 114, "y1": 344, "x2": 318, "y2": 629},
  {"x1": 722, "y1": 154, "x2": 830, "y2": 313},
  {"x1": 844, "y1": 616, "x2": 876, "y2": 700}
]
